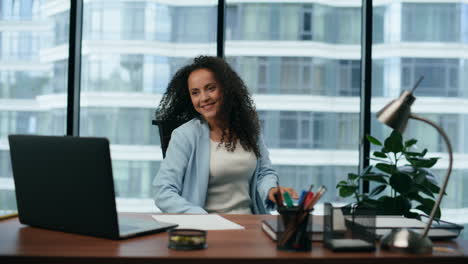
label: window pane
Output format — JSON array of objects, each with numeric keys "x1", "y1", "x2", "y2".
[
  {"x1": 226, "y1": 0, "x2": 361, "y2": 204},
  {"x1": 402, "y1": 3, "x2": 460, "y2": 42},
  {"x1": 80, "y1": 0, "x2": 216, "y2": 212},
  {"x1": 0, "y1": 0, "x2": 68, "y2": 212},
  {"x1": 372, "y1": 1, "x2": 468, "y2": 234}
]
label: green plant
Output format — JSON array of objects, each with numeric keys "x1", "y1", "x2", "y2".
[{"x1": 336, "y1": 130, "x2": 442, "y2": 220}]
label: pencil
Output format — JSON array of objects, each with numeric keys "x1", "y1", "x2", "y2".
[{"x1": 305, "y1": 186, "x2": 327, "y2": 211}]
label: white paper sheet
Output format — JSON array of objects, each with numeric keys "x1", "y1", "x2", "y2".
[
  {"x1": 376, "y1": 215, "x2": 427, "y2": 228},
  {"x1": 152, "y1": 214, "x2": 245, "y2": 230}
]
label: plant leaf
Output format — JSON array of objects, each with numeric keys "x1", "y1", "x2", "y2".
[
  {"x1": 375, "y1": 163, "x2": 396, "y2": 174},
  {"x1": 369, "y1": 157, "x2": 389, "y2": 162},
  {"x1": 369, "y1": 185, "x2": 387, "y2": 197},
  {"x1": 379, "y1": 196, "x2": 410, "y2": 215},
  {"x1": 362, "y1": 175, "x2": 388, "y2": 184},
  {"x1": 339, "y1": 186, "x2": 357, "y2": 197},
  {"x1": 421, "y1": 148, "x2": 428, "y2": 157},
  {"x1": 416, "y1": 198, "x2": 441, "y2": 219},
  {"x1": 366, "y1": 135, "x2": 382, "y2": 146},
  {"x1": 379, "y1": 196, "x2": 398, "y2": 215},
  {"x1": 389, "y1": 173, "x2": 413, "y2": 194},
  {"x1": 373, "y1": 151, "x2": 387, "y2": 158},
  {"x1": 404, "y1": 151, "x2": 423, "y2": 157},
  {"x1": 381, "y1": 147, "x2": 389, "y2": 153},
  {"x1": 361, "y1": 199, "x2": 381, "y2": 208},
  {"x1": 404, "y1": 211, "x2": 421, "y2": 220},
  {"x1": 413, "y1": 170, "x2": 427, "y2": 184},
  {"x1": 407, "y1": 192, "x2": 425, "y2": 204},
  {"x1": 361, "y1": 165, "x2": 373, "y2": 176},
  {"x1": 414, "y1": 183, "x2": 435, "y2": 198},
  {"x1": 384, "y1": 130, "x2": 404, "y2": 153},
  {"x1": 405, "y1": 139, "x2": 417, "y2": 148},
  {"x1": 348, "y1": 173, "x2": 359, "y2": 180},
  {"x1": 395, "y1": 195, "x2": 412, "y2": 213},
  {"x1": 422, "y1": 179, "x2": 442, "y2": 194},
  {"x1": 434, "y1": 206, "x2": 442, "y2": 219},
  {"x1": 336, "y1": 181, "x2": 348, "y2": 188},
  {"x1": 368, "y1": 172, "x2": 391, "y2": 178},
  {"x1": 407, "y1": 157, "x2": 439, "y2": 168}
]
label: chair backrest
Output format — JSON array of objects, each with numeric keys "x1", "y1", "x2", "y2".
[{"x1": 152, "y1": 119, "x2": 184, "y2": 158}]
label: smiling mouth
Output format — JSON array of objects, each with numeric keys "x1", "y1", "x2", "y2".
[{"x1": 201, "y1": 102, "x2": 215, "y2": 109}]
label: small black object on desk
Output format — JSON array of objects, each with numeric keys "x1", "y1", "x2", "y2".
[
  {"x1": 168, "y1": 229, "x2": 207, "y2": 250},
  {"x1": 324, "y1": 203, "x2": 376, "y2": 252}
]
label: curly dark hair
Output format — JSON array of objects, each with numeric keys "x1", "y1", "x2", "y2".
[{"x1": 155, "y1": 55, "x2": 261, "y2": 157}]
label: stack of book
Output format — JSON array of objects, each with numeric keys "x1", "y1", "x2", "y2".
[{"x1": 0, "y1": 210, "x2": 18, "y2": 221}]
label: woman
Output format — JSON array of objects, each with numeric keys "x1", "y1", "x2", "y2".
[{"x1": 153, "y1": 56, "x2": 298, "y2": 214}]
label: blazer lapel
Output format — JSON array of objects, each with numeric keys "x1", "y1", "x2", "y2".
[{"x1": 195, "y1": 121, "x2": 210, "y2": 207}]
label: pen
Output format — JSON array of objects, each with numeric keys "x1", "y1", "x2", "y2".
[
  {"x1": 302, "y1": 192, "x2": 314, "y2": 210},
  {"x1": 298, "y1": 184, "x2": 314, "y2": 208},
  {"x1": 297, "y1": 190, "x2": 307, "y2": 205},
  {"x1": 283, "y1": 192, "x2": 294, "y2": 208},
  {"x1": 279, "y1": 185, "x2": 328, "y2": 246},
  {"x1": 293, "y1": 189, "x2": 312, "y2": 247}
]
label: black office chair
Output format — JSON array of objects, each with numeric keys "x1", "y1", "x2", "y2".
[{"x1": 152, "y1": 119, "x2": 184, "y2": 158}]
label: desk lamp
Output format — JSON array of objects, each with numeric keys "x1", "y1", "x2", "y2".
[{"x1": 376, "y1": 76, "x2": 453, "y2": 254}]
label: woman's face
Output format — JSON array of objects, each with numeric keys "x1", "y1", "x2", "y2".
[{"x1": 187, "y1": 68, "x2": 223, "y2": 124}]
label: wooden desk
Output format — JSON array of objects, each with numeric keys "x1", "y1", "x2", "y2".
[{"x1": 0, "y1": 214, "x2": 466, "y2": 264}]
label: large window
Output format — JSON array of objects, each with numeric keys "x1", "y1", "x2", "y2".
[
  {"x1": 401, "y1": 58, "x2": 460, "y2": 97},
  {"x1": 0, "y1": 0, "x2": 68, "y2": 212},
  {"x1": 226, "y1": 0, "x2": 361, "y2": 203},
  {"x1": 1, "y1": 1, "x2": 468, "y2": 237},
  {"x1": 80, "y1": 0, "x2": 216, "y2": 211},
  {"x1": 372, "y1": 1, "x2": 468, "y2": 234},
  {"x1": 402, "y1": 3, "x2": 461, "y2": 42},
  {"x1": 232, "y1": 57, "x2": 360, "y2": 96}
]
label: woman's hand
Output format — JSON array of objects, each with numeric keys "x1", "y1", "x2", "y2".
[{"x1": 268, "y1": 186, "x2": 299, "y2": 204}]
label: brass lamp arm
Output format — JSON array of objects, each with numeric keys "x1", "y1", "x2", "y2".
[{"x1": 409, "y1": 114, "x2": 453, "y2": 238}]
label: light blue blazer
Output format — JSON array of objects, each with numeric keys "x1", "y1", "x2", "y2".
[{"x1": 153, "y1": 118, "x2": 278, "y2": 214}]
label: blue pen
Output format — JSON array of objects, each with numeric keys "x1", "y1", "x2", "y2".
[
  {"x1": 298, "y1": 190, "x2": 307, "y2": 205},
  {"x1": 298, "y1": 184, "x2": 314, "y2": 209}
]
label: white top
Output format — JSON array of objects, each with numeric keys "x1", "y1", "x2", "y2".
[{"x1": 204, "y1": 139, "x2": 257, "y2": 214}]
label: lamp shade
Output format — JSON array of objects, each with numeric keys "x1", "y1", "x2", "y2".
[{"x1": 376, "y1": 91, "x2": 415, "y2": 133}]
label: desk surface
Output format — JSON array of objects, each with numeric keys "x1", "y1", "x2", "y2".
[{"x1": 0, "y1": 214, "x2": 467, "y2": 264}]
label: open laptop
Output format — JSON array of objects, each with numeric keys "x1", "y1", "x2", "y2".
[{"x1": 8, "y1": 135, "x2": 177, "y2": 239}]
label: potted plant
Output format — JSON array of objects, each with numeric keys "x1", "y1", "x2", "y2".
[{"x1": 336, "y1": 130, "x2": 442, "y2": 219}]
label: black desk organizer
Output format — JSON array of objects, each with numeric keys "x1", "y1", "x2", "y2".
[{"x1": 324, "y1": 203, "x2": 376, "y2": 252}]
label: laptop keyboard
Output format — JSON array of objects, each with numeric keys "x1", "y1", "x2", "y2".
[
  {"x1": 118, "y1": 216, "x2": 158, "y2": 235},
  {"x1": 119, "y1": 223, "x2": 140, "y2": 233},
  {"x1": 116, "y1": 215, "x2": 177, "y2": 237}
]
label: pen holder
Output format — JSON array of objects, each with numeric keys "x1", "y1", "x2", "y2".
[{"x1": 276, "y1": 207, "x2": 312, "y2": 252}]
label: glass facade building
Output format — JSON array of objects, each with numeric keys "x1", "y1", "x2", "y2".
[{"x1": 1, "y1": 1, "x2": 467, "y2": 226}]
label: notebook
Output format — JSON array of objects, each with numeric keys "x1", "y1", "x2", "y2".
[
  {"x1": 371, "y1": 215, "x2": 463, "y2": 240},
  {"x1": 8, "y1": 135, "x2": 177, "y2": 239}
]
